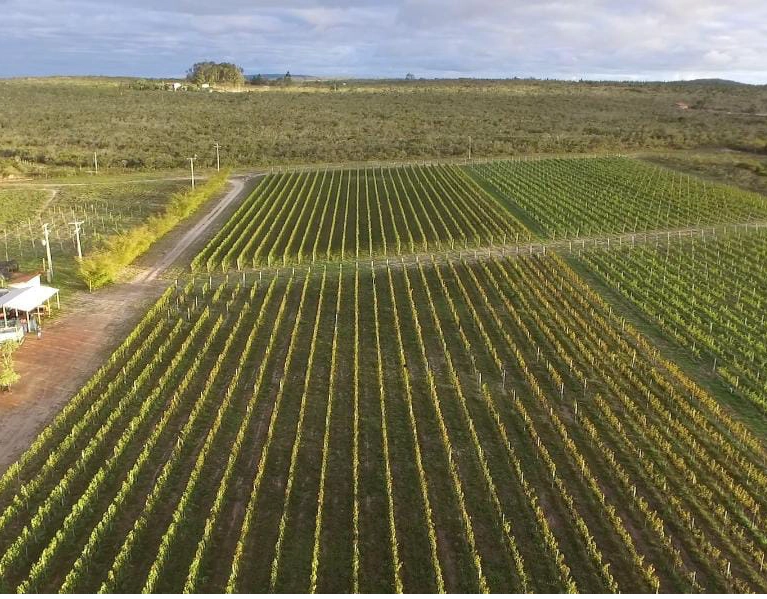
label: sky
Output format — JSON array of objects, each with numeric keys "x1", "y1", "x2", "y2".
[{"x1": 1, "y1": 0, "x2": 766, "y2": 83}]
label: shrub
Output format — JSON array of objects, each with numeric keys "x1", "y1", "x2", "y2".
[
  {"x1": 0, "y1": 341, "x2": 21, "y2": 392},
  {"x1": 79, "y1": 170, "x2": 230, "y2": 289}
]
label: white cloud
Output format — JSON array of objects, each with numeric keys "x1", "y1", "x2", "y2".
[{"x1": 0, "y1": 0, "x2": 766, "y2": 82}]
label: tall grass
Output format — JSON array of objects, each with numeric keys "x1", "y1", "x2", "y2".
[{"x1": 79, "y1": 171, "x2": 230, "y2": 289}]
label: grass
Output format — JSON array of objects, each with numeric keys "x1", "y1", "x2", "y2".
[
  {"x1": 0, "y1": 177, "x2": 193, "y2": 293},
  {"x1": 0, "y1": 189, "x2": 50, "y2": 230}
]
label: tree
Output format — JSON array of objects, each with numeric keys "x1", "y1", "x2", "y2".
[
  {"x1": 0, "y1": 342, "x2": 20, "y2": 392},
  {"x1": 186, "y1": 62, "x2": 245, "y2": 87},
  {"x1": 405, "y1": 73, "x2": 415, "y2": 81}
]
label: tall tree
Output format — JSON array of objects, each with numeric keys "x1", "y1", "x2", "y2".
[{"x1": 187, "y1": 62, "x2": 245, "y2": 86}]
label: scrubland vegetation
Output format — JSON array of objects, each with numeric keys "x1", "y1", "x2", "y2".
[{"x1": 1, "y1": 78, "x2": 765, "y2": 174}]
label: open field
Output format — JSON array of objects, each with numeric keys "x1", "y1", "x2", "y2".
[
  {"x1": 577, "y1": 226, "x2": 767, "y2": 418},
  {"x1": 1, "y1": 78, "x2": 766, "y2": 174},
  {"x1": 470, "y1": 157, "x2": 767, "y2": 238},
  {"x1": 1, "y1": 155, "x2": 767, "y2": 592},
  {"x1": 193, "y1": 164, "x2": 527, "y2": 270},
  {"x1": 0, "y1": 189, "x2": 51, "y2": 230}
]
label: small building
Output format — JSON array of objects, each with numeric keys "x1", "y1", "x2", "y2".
[
  {"x1": 0, "y1": 284, "x2": 60, "y2": 338},
  {"x1": 6, "y1": 272, "x2": 42, "y2": 289}
]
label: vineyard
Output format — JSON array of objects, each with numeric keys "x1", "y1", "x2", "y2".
[
  {"x1": 193, "y1": 164, "x2": 527, "y2": 271},
  {"x1": 578, "y1": 225, "x2": 767, "y2": 420},
  {"x1": 0, "y1": 255, "x2": 765, "y2": 591},
  {"x1": 1, "y1": 156, "x2": 766, "y2": 592},
  {"x1": 470, "y1": 157, "x2": 767, "y2": 238},
  {"x1": 0, "y1": 179, "x2": 189, "y2": 288}
]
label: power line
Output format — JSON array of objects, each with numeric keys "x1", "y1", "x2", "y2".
[
  {"x1": 189, "y1": 155, "x2": 197, "y2": 190},
  {"x1": 69, "y1": 220, "x2": 85, "y2": 261},
  {"x1": 42, "y1": 223, "x2": 53, "y2": 282},
  {"x1": 213, "y1": 142, "x2": 221, "y2": 172}
]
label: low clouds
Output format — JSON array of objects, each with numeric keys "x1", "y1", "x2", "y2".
[{"x1": 1, "y1": 0, "x2": 765, "y2": 82}]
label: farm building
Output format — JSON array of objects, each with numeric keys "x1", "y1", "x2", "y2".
[
  {"x1": 5, "y1": 271, "x2": 42, "y2": 289},
  {"x1": 0, "y1": 270, "x2": 59, "y2": 342}
]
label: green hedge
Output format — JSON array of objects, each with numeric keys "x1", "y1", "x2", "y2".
[{"x1": 79, "y1": 170, "x2": 230, "y2": 289}]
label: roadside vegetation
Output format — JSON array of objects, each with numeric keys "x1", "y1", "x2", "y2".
[
  {"x1": 0, "y1": 342, "x2": 20, "y2": 392},
  {"x1": 0, "y1": 177, "x2": 191, "y2": 292},
  {"x1": 79, "y1": 170, "x2": 230, "y2": 289}
]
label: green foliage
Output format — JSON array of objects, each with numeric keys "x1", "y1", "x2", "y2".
[
  {"x1": 125, "y1": 79, "x2": 166, "y2": 91},
  {"x1": 0, "y1": 189, "x2": 49, "y2": 229},
  {"x1": 0, "y1": 178, "x2": 189, "y2": 293},
  {"x1": 193, "y1": 164, "x2": 528, "y2": 271},
  {"x1": 1, "y1": 78, "x2": 765, "y2": 171},
  {"x1": 0, "y1": 341, "x2": 21, "y2": 391},
  {"x1": 186, "y1": 62, "x2": 245, "y2": 87},
  {"x1": 643, "y1": 151, "x2": 767, "y2": 198},
  {"x1": 579, "y1": 228, "x2": 767, "y2": 419},
  {"x1": 471, "y1": 157, "x2": 767, "y2": 239},
  {"x1": 79, "y1": 170, "x2": 230, "y2": 289}
]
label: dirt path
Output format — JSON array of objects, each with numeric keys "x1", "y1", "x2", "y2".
[
  {"x1": 133, "y1": 177, "x2": 246, "y2": 283},
  {"x1": 0, "y1": 282, "x2": 166, "y2": 470},
  {"x1": 38, "y1": 189, "x2": 58, "y2": 214},
  {"x1": 0, "y1": 175, "x2": 206, "y2": 189},
  {"x1": 0, "y1": 176, "x2": 254, "y2": 471}
]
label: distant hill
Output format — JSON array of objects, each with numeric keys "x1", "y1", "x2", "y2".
[
  {"x1": 678, "y1": 78, "x2": 753, "y2": 86},
  {"x1": 247, "y1": 73, "x2": 321, "y2": 81}
]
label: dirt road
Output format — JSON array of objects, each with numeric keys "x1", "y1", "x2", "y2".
[
  {"x1": 132, "y1": 177, "x2": 246, "y2": 283},
  {"x1": 0, "y1": 176, "x2": 253, "y2": 471}
]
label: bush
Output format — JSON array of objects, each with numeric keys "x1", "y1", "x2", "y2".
[
  {"x1": 0, "y1": 341, "x2": 21, "y2": 392},
  {"x1": 79, "y1": 170, "x2": 230, "y2": 289}
]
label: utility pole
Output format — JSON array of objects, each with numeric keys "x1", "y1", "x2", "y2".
[
  {"x1": 189, "y1": 155, "x2": 197, "y2": 190},
  {"x1": 213, "y1": 142, "x2": 221, "y2": 172},
  {"x1": 42, "y1": 223, "x2": 53, "y2": 282},
  {"x1": 468, "y1": 136, "x2": 472, "y2": 161},
  {"x1": 69, "y1": 220, "x2": 84, "y2": 260},
  {"x1": 94, "y1": 151, "x2": 99, "y2": 174}
]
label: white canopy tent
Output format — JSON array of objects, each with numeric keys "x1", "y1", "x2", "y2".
[{"x1": 0, "y1": 285, "x2": 60, "y2": 323}]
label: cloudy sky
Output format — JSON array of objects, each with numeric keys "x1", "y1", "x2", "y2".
[{"x1": 1, "y1": 0, "x2": 766, "y2": 82}]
